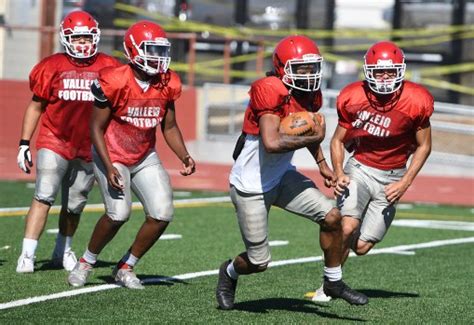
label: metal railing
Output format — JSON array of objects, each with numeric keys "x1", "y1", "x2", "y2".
[{"x1": 202, "y1": 83, "x2": 474, "y2": 138}]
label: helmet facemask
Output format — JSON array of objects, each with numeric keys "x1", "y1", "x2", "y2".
[
  {"x1": 60, "y1": 26, "x2": 100, "y2": 59},
  {"x1": 364, "y1": 59, "x2": 405, "y2": 95},
  {"x1": 124, "y1": 35, "x2": 171, "y2": 76},
  {"x1": 281, "y1": 54, "x2": 323, "y2": 92}
]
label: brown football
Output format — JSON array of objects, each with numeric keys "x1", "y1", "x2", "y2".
[{"x1": 279, "y1": 111, "x2": 316, "y2": 136}]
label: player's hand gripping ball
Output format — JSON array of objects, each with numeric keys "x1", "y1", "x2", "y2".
[{"x1": 279, "y1": 111, "x2": 322, "y2": 136}]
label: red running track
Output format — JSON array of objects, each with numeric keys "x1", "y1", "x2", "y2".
[{"x1": 1, "y1": 144, "x2": 472, "y2": 207}]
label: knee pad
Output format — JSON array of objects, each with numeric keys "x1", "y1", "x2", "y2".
[
  {"x1": 146, "y1": 203, "x2": 174, "y2": 222},
  {"x1": 147, "y1": 212, "x2": 174, "y2": 222},
  {"x1": 255, "y1": 262, "x2": 269, "y2": 272},
  {"x1": 34, "y1": 197, "x2": 53, "y2": 206},
  {"x1": 106, "y1": 209, "x2": 131, "y2": 222},
  {"x1": 105, "y1": 214, "x2": 127, "y2": 225},
  {"x1": 66, "y1": 197, "x2": 88, "y2": 215}
]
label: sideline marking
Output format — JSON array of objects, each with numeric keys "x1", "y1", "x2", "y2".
[
  {"x1": 0, "y1": 196, "x2": 232, "y2": 217},
  {"x1": 392, "y1": 219, "x2": 474, "y2": 231},
  {"x1": 160, "y1": 234, "x2": 182, "y2": 240},
  {"x1": 1, "y1": 236, "x2": 473, "y2": 311},
  {"x1": 269, "y1": 240, "x2": 289, "y2": 247}
]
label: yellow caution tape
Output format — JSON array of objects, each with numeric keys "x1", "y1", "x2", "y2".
[
  {"x1": 114, "y1": 3, "x2": 474, "y2": 39},
  {"x1": 112, "y1": 3, "x2": 474, "y2": 95},
  {"x1": 418, "y1": 78, "x2": 474, "y2": 95}
]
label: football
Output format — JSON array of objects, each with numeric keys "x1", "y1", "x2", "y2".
[{"x1": 279, "y1": 111, "x2": 319, "y2": 136}]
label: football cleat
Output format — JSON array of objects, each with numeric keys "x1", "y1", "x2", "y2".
[
  {"x1": 16, "y1": 253, "x2": 35, "y2": 273},
  {"x1": 52, "y1": 249, "x2": 78, "y2": 272},
  {"x1": 68, "y1": 260, "x2": 93, "y2": 287},
  {"x1": 311, "y1": 284, "x2": 332, "y2": 302},
  {"x1": 323, "y1": 277, "x2": 368, "y2": 305},
  {"x1": 112, "y1": 266, "x2": 144, "y2": 290},
  {"x1": 62, "y1": 250, "x2": 78, "y2": 272},
  {"x1": 216, "y1": 260, "x2": 238, "y2": 310}
]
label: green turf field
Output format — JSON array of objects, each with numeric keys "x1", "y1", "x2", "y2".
[{"x1": 0, "y1": 181, "x2": 473, "y2": 323}]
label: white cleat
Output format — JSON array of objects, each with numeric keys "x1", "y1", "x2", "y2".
[
  {"x1": 16, "y1": 253, "x2": 35, "y2": 273},
  {"x1": 113, "y1": 267, "x2": 144, "y2": 290},
  {"x1": 312, "y1": 284, "x2": 332, "y2": 302},
  {"x1": 62, "y1": 250, "x2": 78, "y2": 272},
  {"x1": 68, "y1": 260, "x2": 93, "y2": 287},
  {"x1": 52, "y1": 249, "x2": 78, "y2": 271}
]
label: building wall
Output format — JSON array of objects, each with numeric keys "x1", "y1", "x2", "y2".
[{"x1": 0, "y1": 0, "x2": 62, "y2": 80}]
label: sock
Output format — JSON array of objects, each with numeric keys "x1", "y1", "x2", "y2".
[
  {"x1": 117, "y1": 251, "x2": 139, "y2": 269},
  {"x1": 82, "y1": 249, "x2": 98, "y2": 265},
  {"x1": 54, "y1": 233, "x2": 66, "y2": 255},
  {"x1": 324, "y1": 265, "x2": 342, "y2": 282},
  {"x1": 54, "y1": 234, "x2": 73, "y2": 255},
  {"x1": 226, "y1": 260, "x2": 239, "y2": 280},
  {"x1": 22, "y1": 238, "x2": 38, "y2": 257},
  {"x1": 64, "y1": 236, "x2": 73, "y2": 252}
]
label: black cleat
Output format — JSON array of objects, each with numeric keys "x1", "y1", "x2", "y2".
[
  {"x1": 323, "y1": 277, "x2": 368, "y2": 305},
  {"x1": 216, "y1": 260, "x2": 238, "y2": 310}
]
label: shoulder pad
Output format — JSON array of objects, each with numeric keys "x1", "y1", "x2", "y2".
[
  {"x1": 167, "y1": 70, "x2": 182, "y2": 100},
  {"x1": 250, "y1": 76, "x2": 289, "y2": 111}
]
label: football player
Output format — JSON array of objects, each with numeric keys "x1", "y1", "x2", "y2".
[
  {"x1": 16, "y1": 11, "x2": 121, "y2": 273},
  {"x1": 322, "y1": 40, "x2": 433, "y2": 299},
  {"x1": 215, "y1": 35, "x2": 368, "y2": 310},
  {"x1": 68, "y1": 21, "x2": 196, "y2": 289}
]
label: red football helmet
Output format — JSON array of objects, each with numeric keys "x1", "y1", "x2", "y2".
[
  {"x1": 364, "y1": 41, "x2": 406, "y2": 95},
  {"x1": 123, "y1": 21, "x2": 171, "y2": 76},
  {"x1": 272, "y1": 35, "x2": 323, "y2": 92},
  {"x1": 60, "y1": 11, "x2": 100, "y2": 59}
]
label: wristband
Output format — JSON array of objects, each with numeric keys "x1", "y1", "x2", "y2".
[
  {"x1": 182, "y1": 154, "x2": 191, "y2": 162},
  {"x1": 19, "y1": 139, "x2": 30, "y2": 146}
]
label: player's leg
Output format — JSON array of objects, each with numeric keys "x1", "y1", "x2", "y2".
[
  {"x1": 352, "y1": 186, "x2": 399, "y2": 255},
  {"x1": 17, "y1": 149, "x2": 69, "y2": 273},
  {"x1": 275, "y1": 170, "x2": 367, "y2": 305},
  {"x1": 344, "y1": 162, "x2": 404, "y2": 257},
  {"x1": 68, "y1": 158, "x2": 132, "y2": 287},
  {"x1": 341, "y1": 216, "x2": 362, "y2": 264},
  {"x1": 112, "y1": 153, "x2": 173, "y2": 289},
  {"x1": 52, "y1": 159, "x2": 95, "y2": 271},
  {"x1": 336, "y1": 158, "x2": 371, "y2": 265},
  {"x1": 216, "y1": 185, "x2": 274, "y2": 310}
]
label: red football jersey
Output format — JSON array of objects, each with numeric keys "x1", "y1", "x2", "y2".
[
  {"x1": 30, "y1": 53, "x2": 121, "y2": 161},
  {"x1": 242, "y1": 76, "x2": 322, "y2": 135},
  {"x1": 337, "y1": 80, "x2": 434, "y2": 170},
  {"x1": 98, "y1": 64, "x2": 182, "y2": 166}
]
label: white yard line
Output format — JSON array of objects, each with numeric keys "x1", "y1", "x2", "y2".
[
  {"x1": 269, "y1": 240, "x2": 289, "y2": 247},
  {"x1": 392, "y1": 219, "x2": 474, "y2": 231},
  {"x1": 0, "y1": 196, "x2": 232, "y2": 217},
  {"x1": 1, "y1": 236, "x2": 473, "y2": 311}
]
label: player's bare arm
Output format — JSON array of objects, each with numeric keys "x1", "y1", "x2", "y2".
[
  {"x1": 90, "y1": 104, "x2": 124, "y2": 190},
  {"x1": 385, "y1": 126, "x2": 432, "y2": 203},
  {"x1": 17, "y1": 99, "x2": 46, "y2": 173},
  {"x1": 20, "y1": 99, "x2": 46, "y2": 141},
  {"x1": 161, "y1": 101, "x2": 196, "y2": 176},
  {"x1": 260, "y1": 113, "x2": 325, "y2": 153},
  {"x1": 307, "y1": 143, "x2": 335, "y2": 188},
  {"x1": 330, "y1": 125, "x2": 351, "y2": 195}
]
